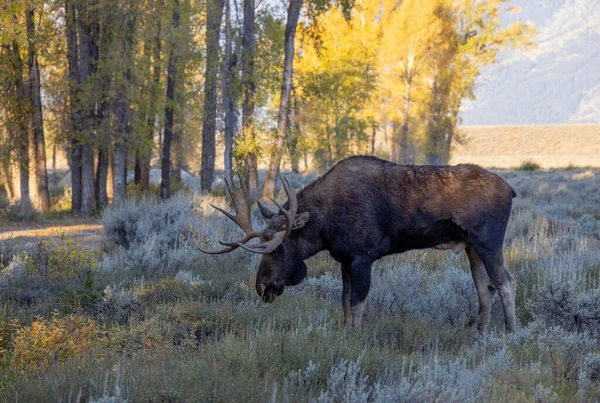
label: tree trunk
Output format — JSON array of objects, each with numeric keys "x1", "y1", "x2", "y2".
[
  {"x1": 113, "y1": 142, "x2": 126, "y2": 204},
  {"x1": 28, "y1": 120, "x2": 39, "y2": 206},
  {"x1": 399, "y1": 121, "x2": 414, "y2": 165},
  {"x1": 65, "y1": 0, "x2": 82, "y2": 214},
  {"x1": 288, "y1": 93, "x2": 300, "y2": 174},
  {"x1": 26, "y1": 8, "x2": 50, "y2": 212},
  {"x1": 113, "y1": 12, "x2": 137, "y2": 205},
  {"x1": 107, "y1": 152, "x2": 114, "y2": 199},
  {"x1": 200, "y1": 0, "x2": 225, "y2": 193},
  {"x1": 221, "y1": 0, "x2": 235, "y2": 184},
  {"x1": 303, "y1": 151, "x2": 308, "y2": 173},
  {"x1": 95, "y1": 80, "x2": 111, "y2": 209},
  {"x1": 444, "y1": 114, "x2": 457, "y2": 163},
  {"x1": 381, "y1": 106, "x2": 388, "y2": 153},
  {"x1": 96, "y1": 148, "x2": 109, "y2": 209},
  {"x1": 134, "y1": 152, "x2": 149, "y2": 190},
  {"x1": 326, "y1": 118, "x2": 332, "y2": 168},
  {"x1": 171, "y1": 115, "x2": 183, "y2": 185},
  {"x1": 135, "y1": 6, "x2": 161, "y2": 191},
  {"x1": 77, "y1": 0, "x2": 98, "y2": 216},
  {"x1": 391, "y1": 121, "x2": 399, "y2": 162},
  {"x1": 94, "y1": 6, "x2": 114, "y2": 209},
  {"x1": 399, "y1": 76, "x2": 414, "y2": 165},
  {"x1": 161, "y1": 0, "x2": 180, "y2": 201},
  {"x1": 8, "y1": 156, "x2": 21, "y2": 202},
  {"x1": 370, "y1": 126, "x2": 376, "y2": 155},
  {"x1": 262, "y1": 0, "x2": 303, "y2": 198},
  {"x1": 11, "y1": 42, "x2": 31, "y2": 210},
  {"x1": 1, "y1": 155, "x2": 18, "y2": 201},
  {"x1": 134, "y1": 37, "x2": 149, "y2": 189},
  {"x1": 425, "y1": 74, "x2": 445, "y2": 165},
  {"x1": 81, "y1": 144, "x2": 95, "y2": 214},
  {"x1": 241, "y1": 0, "x2": 258, "y2": 200}
]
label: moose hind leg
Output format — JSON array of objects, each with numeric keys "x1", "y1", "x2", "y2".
[
  {"x1": 349, "y1": 257, "x2": 372, "y2": 329},
  {"x1": 341, "y1": 265, "x2": 353, "y2": 326},
  {"x1": 478, "y1": 250, "x2": 517, "y2": 332},
  {"x1": 466, "y1": 245, "x2": 495, "y2": 332}
]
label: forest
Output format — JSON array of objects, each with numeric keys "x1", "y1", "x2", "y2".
[
  {"x1": 5, "y1": 1, "x2": 600, "y2": 402},
  {"x1": 1, "y1": 0, "x2": 533, "y2": 214}
]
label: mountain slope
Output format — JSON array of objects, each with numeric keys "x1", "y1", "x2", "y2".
[{"x1": 461, "y1": 0, "x2": 600, "y2": 125}]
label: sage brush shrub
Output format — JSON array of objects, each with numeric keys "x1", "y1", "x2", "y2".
[
  {"x1": 102, "y1": 195, "x2": 202, "y2": 249},
  {"x1": 283, "y1": 360, "x2": 322, "y2": 403},
  {"x1": 286, "y1": 357, "x2": 488, "y2": 402},
  {"x1": 578, "y1": 353, "x2": 600, "y2": 399},
  {"x1": 533, "y1": 278, "x2": 600, "y2": 333},
  {"x1": 532, "y1": 383, "x2": 558, "y2": 402},
  {"x1": 101, "y1": 195, "x2": 205, "y2": 276},
  {"x1": 517, "y1": 160, "x2": 541, "y2": 172},
  {"x1": 372, "y1": 358, "x2": 486, "y2": 403},
  {"x1": 0, "y1": 238, "x2": 99, "y2": 310},
  {"x1": 369, "y1": 264, "x2": 478, "y2": 327},
  {"x1": 25, "y1": 235, "x2": 98, "y2": 280},
  {"x1": 100, "y1": 194, "x2": 263, "y2": 277},
  {"x1": 318, "y1": 359, "x2": 371, "y2": 403},
  {"x1": 0, "y1": 201, "x2": 38, "y2": 222},
  {"x1": 578, "y1": 214, "x2": 600, "y2": 238},
  {"x1": 538, "y1": 326, "x2": 596, "y2": 380},
  {"x1": 94, "y1": 285, "x2": 142, "y2": 325},
  {"x1": 286, "y1": 272, "x2": 342, "y2": 301}
]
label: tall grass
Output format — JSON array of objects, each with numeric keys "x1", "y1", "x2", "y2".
[{"x1": 1, "y1": 169, "x2": 600, "y2": 401}]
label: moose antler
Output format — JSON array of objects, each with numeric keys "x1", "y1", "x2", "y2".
[{"x1": 197, "y1": 176, "x2": 298, "y2": 255}]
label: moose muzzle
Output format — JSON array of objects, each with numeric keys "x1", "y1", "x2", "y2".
[{"x1": 258, "y1": 281, "x2": 284, "y2": 303}]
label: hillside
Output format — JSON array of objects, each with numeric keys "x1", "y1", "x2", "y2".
[
  {"x1": 450, "y1": 124, "x2": 600, "y2": 168},
  {"x1": 461, "y1": 0, "x2": 600, "y2": 125}
]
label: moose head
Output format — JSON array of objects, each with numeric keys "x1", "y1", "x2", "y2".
[{"x1": 198, "y1": 176, "x2": 310, "y2": 303}]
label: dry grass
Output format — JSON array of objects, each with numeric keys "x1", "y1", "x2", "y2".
[{"x1": 450, "y1": 124, "x2": 600, "y2": 168}]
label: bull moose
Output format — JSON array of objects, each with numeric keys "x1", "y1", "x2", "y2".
[{"x1": 199, "y1": 156, "x2": 517, "y2": 332}]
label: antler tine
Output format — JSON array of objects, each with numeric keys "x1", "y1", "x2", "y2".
[
  {"x1": 196, "y1": 244, "x2": 238, "y2": 255},
  {"x1": 196, "y1": 231, "x2": 262, "y2": 255},
  {"x1": 223, "y1": 177, "x2": 235, "y2": 199},
  {"x1": 198, "y1": 173, "x2": 260, "y2": 254},
  {"x1": 236, "y1": 231, "x2": 287, "y2": 254},
  {"x1": 209, "y1": 203, "x2": 237, "y2": 223},
  {"x1": 217, "y1": 176, "x2": 254, "y2": 234},
  {"x1": 283, "y1": 177, "x2": 298, "y2": 216},
  {"x1": 277, "y1": 177, "x2": 298, "y2": 237},
  {"x1": 219, "y1": 232, "x2": 262, "y2": 247}
]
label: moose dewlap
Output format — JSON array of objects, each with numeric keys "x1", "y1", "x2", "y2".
[{"x1": 199, "y1": 156, "x2": 517, "y2": 332}]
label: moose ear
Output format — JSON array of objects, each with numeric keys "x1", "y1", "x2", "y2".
[
  {"x1": 292, "y1": 212, "x2": 310, "y2": 230},
  {"x1": 257, "y1": 200, "x2": 277, "y2": 220}
]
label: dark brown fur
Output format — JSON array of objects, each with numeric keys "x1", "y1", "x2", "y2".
[{"x1": 256, "y1": 156, "x2": 517, "y2": 331}]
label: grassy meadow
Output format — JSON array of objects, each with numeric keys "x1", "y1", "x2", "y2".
[
  {"x1": 451, "y1": 124, "x2": 600, "y2": 168},
  {"x1": 2, "y1": 167, "x2": 600, "y2": 402}
]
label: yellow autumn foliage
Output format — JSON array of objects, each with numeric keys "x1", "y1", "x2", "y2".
[
  {"x1": 25, "y1": 234, "x2": 98, "y2": 281},
  {"x1": 11, "y1": 316, "x2": 103, "y2": 372}
]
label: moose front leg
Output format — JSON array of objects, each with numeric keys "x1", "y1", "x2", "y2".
[{"x1": 347, "y1": 257, "x2": 372, "y2": 329}]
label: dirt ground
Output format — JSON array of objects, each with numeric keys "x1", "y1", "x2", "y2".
[{"x1": 0, "y1": 218, "x2": 104, "y2": 255}]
